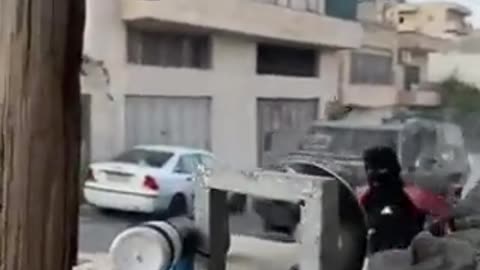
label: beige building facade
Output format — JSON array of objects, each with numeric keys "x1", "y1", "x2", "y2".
[
  {"x1": 385, "y1": 2, "x2": 472, "y2": 39},
  {"x1": 340, "y1": 21, "x2": 445, "y2": 109},
  {"x1": 82, "y1": 0, "x2": 363, "y2": 169}
]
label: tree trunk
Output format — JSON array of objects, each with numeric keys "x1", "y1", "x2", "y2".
[{"x1": 0, "y1": 0, "x2": 85, "y2": 269}]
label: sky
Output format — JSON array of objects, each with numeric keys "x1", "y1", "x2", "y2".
[{"x1": 409, "y1": 0, "x2": 480, "y2": 26}]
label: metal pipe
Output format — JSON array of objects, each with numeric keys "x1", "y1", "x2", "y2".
[{"x1": 110, "y1": 217, "x2": 197, "y2": 270}]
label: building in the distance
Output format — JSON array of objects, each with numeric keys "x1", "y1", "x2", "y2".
[
  {"x1": 384, "y1": 2, "x2": 472, "y2": 39},
  {"x1": 338, "y1": 21, "x2": 447, "y2": 117},
  {"x1": 358, "y1": 0, "x2": 472, "y2": 40},
  {"x1": 357, "y1": 0, "x2": 406, "y2": 23},
  {"x1": 332, "y1": 0, "x2": 454, "y2": 123},
  {"x1": 81, "y1": 0, "x2": 363, "y2": 169}
]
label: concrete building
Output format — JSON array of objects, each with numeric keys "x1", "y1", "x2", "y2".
[
  {"x1": 357, "y1": 0, "x2": 406, "y2": 23},
  {"x1": 343, "y1": 0, "x2": 452, "y2": 113},
  {"x1": 81, "y1": 0, "x2": 363, "y2": 169},
  {"x1": 384, "y1": 2, "x2": 472, "y2": 39},
  {"x1": 339, "y1": 21, "x2": 445, "y2": 110}
]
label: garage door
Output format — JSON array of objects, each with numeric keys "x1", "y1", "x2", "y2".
[
  {"x1": 257, "y1": 98, "x2": 319, "y2": 167},
  {"x1": 125, "y1": 96, "x2": 211, "y2": 150}
]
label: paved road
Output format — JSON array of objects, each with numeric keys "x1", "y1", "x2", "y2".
[{"x1": 78, "y1": 204, "x2": 270, "y2": 254}]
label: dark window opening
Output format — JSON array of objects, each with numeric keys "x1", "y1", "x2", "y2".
[
  {"x1": 399, "y1": 16, "x2": 405, "y2": 24},
  {"x1": 127, "y1": 27, "x2": 211, "y2": 69},
  {"x1": 256, "y1": 43, "x2": 318, "y2": 77},
  {"x1": 404, "y1": 65, "x2": 421, "y2": 91}
]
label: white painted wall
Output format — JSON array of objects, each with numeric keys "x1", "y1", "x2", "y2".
[{"x1": 82, "y1": 0, "x2": 340, "y2": 170}]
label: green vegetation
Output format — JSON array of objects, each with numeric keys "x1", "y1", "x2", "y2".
[
  {"x1": 438, "y1": 76, "x2": 480, "y2": 113},
  {"x1": 413, "y1": 76, "x2": 480, "y2": 152}
]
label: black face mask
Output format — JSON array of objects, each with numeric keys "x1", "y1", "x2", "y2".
[{"x1": 366, "y1": 168, "x2": 395, "y2": 188}]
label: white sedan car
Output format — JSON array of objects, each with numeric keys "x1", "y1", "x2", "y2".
[{"x1": 83, "y1": 145, "x2": 214, "y2": 216}]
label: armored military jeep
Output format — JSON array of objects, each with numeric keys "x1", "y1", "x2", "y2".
[
  {"x1": 253, "y1": 118, "x2": 470, "y2": 234},
  {"x1": 294, "y1": 118, "x2": 470, "y2": 192}
]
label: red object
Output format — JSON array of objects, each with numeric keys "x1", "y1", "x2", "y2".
[
  {"x1": 143, "y1": 175, "x2": 159, "y2": 191},
  {"x1": 403, "y1": 185, "x2": 451, "y2": 218},
  {"x1": 356, "y1": 184, "x2": 452, "y2": 219}
]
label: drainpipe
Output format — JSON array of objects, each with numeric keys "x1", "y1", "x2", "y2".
[{"x1": 337, "y1": 50, "x2": 345, "y2": 104}]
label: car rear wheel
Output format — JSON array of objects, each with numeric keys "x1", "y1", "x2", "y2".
[{"x1": 167, "y1": 194, "x2": 188, "y2": 218}]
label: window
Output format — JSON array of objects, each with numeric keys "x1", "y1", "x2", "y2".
[
  {"x1": 404, "y1": 65, "x2": 420, "y2": 91},
  {"x1": 175, "y1": 155, "x2": 201, "y2": 174},
  {"x1": 113, "y1": 149, "x2": 173, "y2": 168},
  {"x1": 350, "y1": 52, "x2": 393, "y2": 85},
  {"x1": 256, "y1": 43, "x2": 318, "y2": 77},
  {"x1": 255, "y1": 0, "x2": 322, "y2": 13},
  {"x1": 402, "y1": 127, "x2": 437, "y2": 170},
  {"x1": 127, "y1": 27, "x2": 211, "y2": 69},
  {"x1": 301, "y1": 127, "x2": 399, "y2": 158}
]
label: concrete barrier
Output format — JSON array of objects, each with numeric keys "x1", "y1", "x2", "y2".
[{"x1": 194, "y1": 167, "x2": 346, "y2": 270}]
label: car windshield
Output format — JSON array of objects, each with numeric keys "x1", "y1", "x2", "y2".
[
  {"x1": 113, "y1": 149, "x2": 174, "y2": 168},
  {"x1": 300, "y1": 126, "x2": 400, "y2": 158}
]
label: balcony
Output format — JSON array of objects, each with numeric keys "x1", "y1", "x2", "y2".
[
  {"x1": 445, "y1": 21, "x2": 472, "y2": 35},
  {"x1": 121, "y1": 0, "x2": 363, "y2": 49},
  {"x1": 398, "y1": 33, "x2": 451, "y2": 52},
  {"x1": 446, "y1": 4, "x2": 472, "y2": 16}
]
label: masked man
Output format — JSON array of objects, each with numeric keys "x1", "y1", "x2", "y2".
[{"x1": 359, "y1": 146, "x2": 425, "y2": 254}]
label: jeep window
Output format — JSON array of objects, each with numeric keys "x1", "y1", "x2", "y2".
[
  {"x1": 300, "y1": 127, "x2": 399, "y2": 158},
  {"x1": 403, "y1": 126, "x2": 437, "y2": 170}
]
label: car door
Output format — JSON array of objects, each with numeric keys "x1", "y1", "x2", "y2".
[{"x1": 173, "y1": 154, "x2": 201, "y2": 196}]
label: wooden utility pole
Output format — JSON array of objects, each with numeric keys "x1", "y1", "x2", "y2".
[{"x1": 0, "y1": 0, "x2": 85, "y2": 269}]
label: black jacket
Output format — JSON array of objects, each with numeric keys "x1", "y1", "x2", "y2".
[{"x1": 362, "y1": 185, "x2": 425, "y2": 254}]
